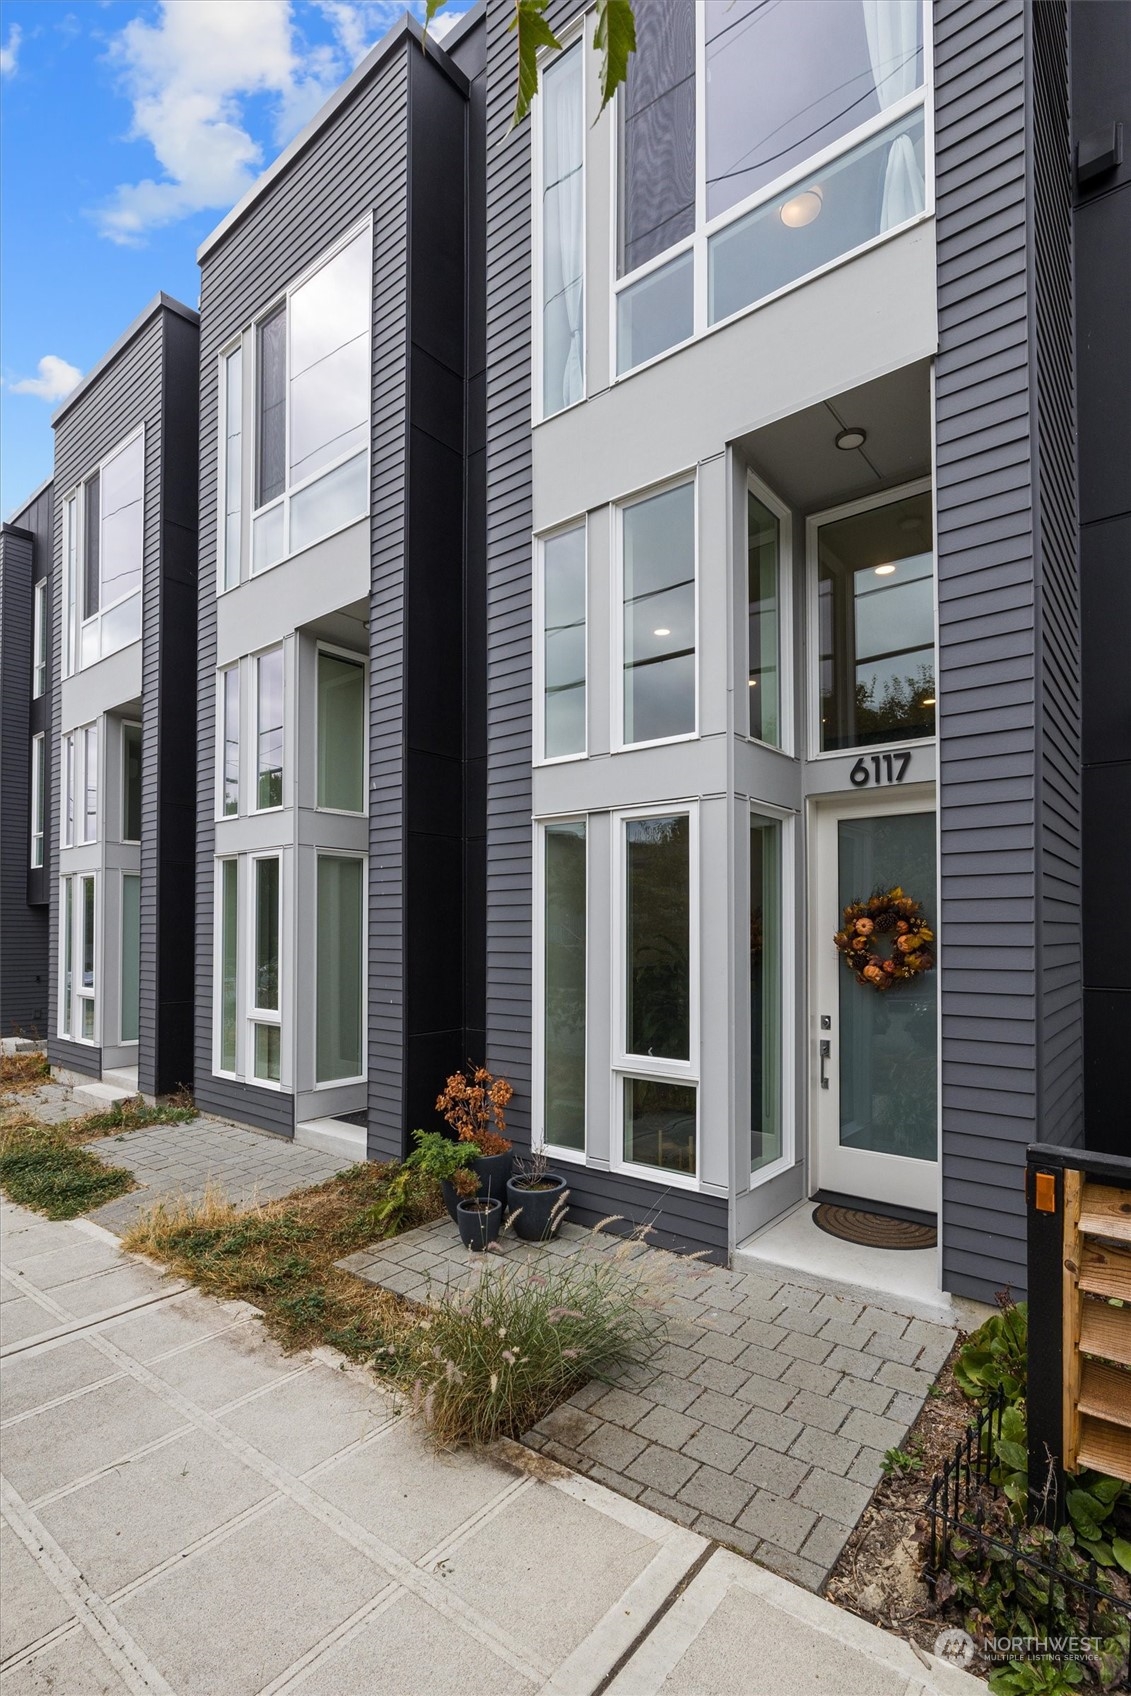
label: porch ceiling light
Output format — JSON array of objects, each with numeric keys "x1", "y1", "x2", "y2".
[
  {"x1": 874, "y1": 563, "x2": 897, "y2": 576},
  {"x1": 653, "y1": 627, "x2": 671, "y2": 636},
  {"x1": 780, "y1": 185, "x2": 823, "y2": 228},
  {"x1": 921, "y1": 696, "x2": 936, "y2": 706},
  {"x1": 835, "y1": 427, "x2": 867, "y2": 451}
]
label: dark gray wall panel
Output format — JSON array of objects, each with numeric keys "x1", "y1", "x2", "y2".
[{"x1": 0, "y1": 514, "x2": 49, "y2": 1034}]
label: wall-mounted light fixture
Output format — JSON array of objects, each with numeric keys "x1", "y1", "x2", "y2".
[
  {"x1": 780, "y1": 185, "x2": 823, "y2": 228},
  {"x1": 835, "y1": 427, "x2": 867, "y2": 451}
]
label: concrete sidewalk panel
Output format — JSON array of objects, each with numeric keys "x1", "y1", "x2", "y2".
[
  {"x1": 0, "y1": 1296, "x2": 57, "y2": 1348},
  {"x1": 101, "y1": 1288, "x2": 256, "y2": 1362},
  {"x1": 144, "y1": 1323, "x2": 307, "y2": 1412},
  {"x1": 2, "y1": 1375, "x2": 187, "y2": 1501},
  {"x1": 218, "y1": 1361, "x2": 395, "y2": 1475},
  {"x1": 4, "y1": 1237, "x2": 125, "y2": 1290},
  {"x1": 0, "y1": 1630, "x2": 132, "y2": 1695},
  {"x1": 0, "y1": 1334, "x2": 114, "y2": 1421},
  {"x1": 0, "y1": 1523, "x2": 76, "y2": 1660}
]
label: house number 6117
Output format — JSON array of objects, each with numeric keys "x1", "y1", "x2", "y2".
[{"x1": 850, "y1": 751, "x2": 912, "y2": 786}]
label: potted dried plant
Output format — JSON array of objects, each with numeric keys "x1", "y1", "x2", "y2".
[
  {"x1": 456, "y1": 1194, "x2": 502, "y2": 1252},
  {"x1": 436, "y1": 1064, "x2": 514, "y2": 1202},
  {"x1": 505, "y1": 1147, "x2": 570, "y2": 1242}
]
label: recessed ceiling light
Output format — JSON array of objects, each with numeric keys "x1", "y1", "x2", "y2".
[
  {"x1": 748, "y1": 679, "x2": 758, "y2": 687},
  {"x1": 836, "y1": 427, "x2": 867, "y2": 451},
  {"x1": 921, "y1": 696, "x2": 936, "y2": 707},
  {"x1": 653, "y1": 627, "x2": 671, "y2": 637},
  {"x1": 874, "y1": 563, "x2": 897, "y2": 576},
  {"x1": 780, "y1": 185, "x2": 823, "y2": 228}
]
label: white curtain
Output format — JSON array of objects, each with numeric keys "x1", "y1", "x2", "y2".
[
  {"x1": 545, "y1": 50, "x2": 584, "y2": 412},
  {"x1": 862, "y1": 0, "x2": 926, "y2": 230}
]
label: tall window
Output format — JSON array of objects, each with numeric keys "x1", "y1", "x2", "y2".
[
  {"x1": 316, "y1": 856, "x2": 363, "y2": 1083},
  {"x1": 221, "y1": 667, "x2": 240, "y2": 816},
  {"x1": 82, "y1": 724, "x2": 98, "y2": 843},
  {"x1": 122, "y1": 723, "x2": 142, "y2": 842},
  {"x1": 542, "y1": 822, "x2": 586, "y2": 1151},
  {"x1": 30, "y1": 734, "x2": 45, "y2": 868},
  {"x1": 748, "y1": 489, "x2": 782, "y2": 746},
  {"x1": 219, "y1": 859, "x2": 238, "y2": 1073},
  {"x1": 121, "y1": 874, "x2": 140, "y2": 1043},
  {"x1": 616, "y1": 0, "x2": 926, "y2": 373},
  {"x1": 750, "y1": 815, "x2": 783, "y2": 1175},
  {"x1": 252, "y1": 856, "x2": 281, "y2": 1083},
  {"x1": 222, "y1": 346, "x2": 243, "y2": 589},
  {"x1": 64, "y1": 494, "x2": 78, "y2": 675},
  {"x1": 541, "y1": 526, "x2": 586, "y2": 759},
  {"x1": 32, "y1": 578, "x2": 47, "y2": 698},
  {"x1": 79, "y1": 874, "x2": 96, "y2": 1040},
  {"x1": 620, "y1": 812, "x2": 696, "y2": 1177},
  {"x1": 622, "y1": 483, "x2": 695, "y2": 745},
  {"x1": 816, "y1": 487, "x2": 935, "y2": 751},
  {"x1": 316, "y1": 652, "x2": 364, "y2": 812},
  {"x1": 252, "y1": 226, "x2": 371, "y2": 572},
  {"x1": 62, "y1": 733, "x2": 74, "y2": 847},
  {"x1": 541, "y1": 43, "x2": 584, "y2": 416},
  {"x1": 61, "y1": 878, "x2": 74, "y2": 1036},
  {"x1": 74, "y1": 433, "x2": 144, "y2": 667},
  {"x1": 255, "y1": 649, "x2": 284, "y2": 809}
]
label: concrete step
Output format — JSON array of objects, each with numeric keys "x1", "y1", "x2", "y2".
[
  {"x1": 101, "y1": 1067, "x2": 139, "y2": 1093},
  {"x1": 294, "y1": 1117, "x2": 367, "y2": 1164},
  {"x1": 1, "y1": 1037, "x2": 44, "y2": 1056},
  {"x1": 72, "y1": 1081, "x2": 137, "y2": 1113}
]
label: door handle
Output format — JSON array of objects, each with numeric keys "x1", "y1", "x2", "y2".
[{"x1": 819, "y1": 1040, "x2": 831, "y2": 1090}]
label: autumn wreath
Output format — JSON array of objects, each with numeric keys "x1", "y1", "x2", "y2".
[{"x1": 833, "y1": 886, "x2": 935, "y2": 990}]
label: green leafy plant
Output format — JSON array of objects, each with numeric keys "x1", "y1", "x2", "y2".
[
  {"x1": 374, "y1": 1129, "x2": 481, "y2": 1232},
  {"x1": 989, "y1": 1659, "x2": 1085, "y2": 1695},
  {"x1": 0, "y1": 1128, "x2": 134, "y2": 1218},
  {"x1": 881, "y1": 1447, "x2": 921, "y2": 1478},
  {"x1": 955, "y1": 1299, "x2": 1028, "y2": 1405}
]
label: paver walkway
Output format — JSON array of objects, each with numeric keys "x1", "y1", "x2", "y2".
[
  {"x1": 341, "y1": 1218, "x2": 957, "y2": 1592},
  {"x1": 1, "y1": 1200, "x2": 980, "y2": 1696}
]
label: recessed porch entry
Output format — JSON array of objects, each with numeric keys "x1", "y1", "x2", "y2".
[{"x1": 811, "y1": 794, "x2": 938, "y2": 1213}]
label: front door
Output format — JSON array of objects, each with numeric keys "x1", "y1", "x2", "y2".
[{"x1": 812, "y1": 794, "x2": 938, "y2": 1212}]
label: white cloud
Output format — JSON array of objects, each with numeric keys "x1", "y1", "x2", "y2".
[
  {"x1": 94, "y1": 1, "x2": 341, "y2": 246},
  {"x1": 0, "y1": 22, "x2": 21, "y2": 77},
  {"x1": 431, "y1": 10, "x2": 465, "y2": 42},
  {"x1": 9, "y1": 356, "x2": 84, "y2": 403}
]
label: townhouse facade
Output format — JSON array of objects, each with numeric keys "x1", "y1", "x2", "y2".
[{"x1": 3, "y1": 0, "x2": 1127, "y2": 1311}]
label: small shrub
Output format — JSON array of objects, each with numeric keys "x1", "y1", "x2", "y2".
[
  {"x1": 954, "y1": 1297, "x2": 1028, "y2": 1405},
  {"x1": 393, "y1": 1253, "x2": 663, "y2": 1446},
  {"x1": 881, "y1": 1446, "x2": 921, "y2": 1478},
  {"x1": 78, "y1": 1094, "x2": 197, "y2": 1137}
]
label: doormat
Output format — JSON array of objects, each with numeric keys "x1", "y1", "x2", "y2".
[{"x1": 813, "y1": 1203, "x2": 937, "y2": 1251}]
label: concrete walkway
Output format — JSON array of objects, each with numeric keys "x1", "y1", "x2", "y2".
[
  {"x1": 342, "y1": 1218, "x2": 957, "y2": 1592},
  {"x1": 1, "y1": 1199, "x2": 980, "y2": 1696}
]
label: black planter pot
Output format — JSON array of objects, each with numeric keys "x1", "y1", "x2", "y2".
[
  {"x1": 505, "y1": 1174, "x2": 568, "y2": 1242},
  {"x1": 473, "y1": 1150, "x2": 513, "y2": 1203},
  {"x1": 440, "y1": 1177, "x2": 464, "y2": 1223},
  {"x1": 456, "y1": 1196, "x2": 501, "y2": 1252}
]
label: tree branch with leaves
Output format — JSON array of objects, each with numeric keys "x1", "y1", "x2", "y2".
[{"x1": 425, "y1": 0, "x2": 637, "y2": 124}]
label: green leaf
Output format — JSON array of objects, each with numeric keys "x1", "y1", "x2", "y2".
[
  {"x1": 508, "y1": 0, "x2": 562, "y2": 127},
  {"x1": 423, "y1": 0, "x2": 448, "y2": 33},
  {"x1": 996, "y1": 1439, "x2": 1028, "y2": 1472},
  {"x1": 1113, "y1": 1536, "x2": 1131, "y2": 1573},
  {"x1": 594, "y1": 0, "x2": 636, "y2": 114}
]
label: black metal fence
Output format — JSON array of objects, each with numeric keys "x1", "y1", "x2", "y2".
[{"x1": 924, "y1": 1387, "x2": 1131, "y2": 1674}]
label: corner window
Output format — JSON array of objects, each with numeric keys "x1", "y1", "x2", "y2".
[
  {"x1": 255, "y1": 649, "x2": 284, "y2": 810},
  {"x1": 82, "y1": 724, "x2": 98, "y2": 844},
  {"x1": 63, "y1": 495, "x2": 78, "y2": 676},
  {"x1": 62, "y1": 733, "x2": 74, "y2": 847},
  {"x1": 540, "y1": 526, "x2": 586, "y2": 759},
  {"x1": 316, "y1": 651, "x2": 364, "y2": 812},
  {"x1": 747, "y1": 487, "x2": 783, "y2": 747},
  {"x1": 220, "y1": 667, "x2": 239, "y2": 816},
  {"x1": 615, "y1": 0, "x2": 927, "y2": 374},
  {"x1": 219, "y1": 858, "x2": 239, "y2": 1074},
  {"x1": 541, "y1": 821, "x2": 586, "y2": 1152},
  {"x1": 32, "y1": 578, "x2": 47, "y2": 698},
  {"x1": 79, "y1": 874, "x2": 96, "y2": 1041},
  {"x1": 315, "y1": 855, "x2": 364, "y2": 1083},
  {"x1": 251, "y1": 855, "x2": 281, "y2": 1083},
  {"x1": 221, "y1": 346, "x2": 243, "y2": 590},
  {"x1": 61, "y1": 878, "x2": 74, "y2": 1036},
  {"x1": 540, "y1": 42, "x2": 584, "y2": 417},
  {"x1": 621, "y1": 482, "x2": 696, "y2": 746},
  {"x1": 251, "y1": 225, "x2": 371, "y2": 573},
  {"x1": 121, "y1": 874, "x2": 141, "y2": 1044},
  {"x1": 58, "y1": 873, "x2": 98, "y2": 1042},
  {"x1": 30, "y1": 734, "x2": 45, "y2": 868},
  {"x1": 122, "y1": 723, "x2": 142, "y2": 842},
  {"x1": 72, "y1": 432, "x2": 144, "y2": 668},
  {"x1": 749, "y1": 814, "x2": 783, "y2": 1176}
]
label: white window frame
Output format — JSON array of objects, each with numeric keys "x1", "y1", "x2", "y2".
[
  {"x1": 532, "y1": 813, "x2": 589, "y2": 1161},
  {"x1": 60, "y1": 876, "x2": 74, "y2": 1037},
  {"x1": 69, "y1": 426, "x2": 146, "y2": 670},
  {"x1": 32, "y1": 577, "x2": 47, "y2": 698},
  {"x1": 806, "y1": 473, "x2": 935, "y2": 762},
  {"x1": 610, "y1": 0, "x2": 934, "y2": 381},
  {"x1": 213, "y1": 855, "x2": 241, "y2": 1080},
  {"x1": 251, "y1": 646, "x2": 285, "y2": 815},
  {"x1": 746, "y1": 802, "x2": 796, "y2": 1190},
  {"x1": 63, "y1": 493, "x2": 78, "y2": 677},
  {"x1": 533, "y1": 518, "x2": 588, "y2": 766},
  {"x1": 62, "y1": 871, "x2": 98, "y2": 1045},
  {"x1": 217, "y1": 340, "x2": 244, "y2": 595},
  {"x1": 62, "y1": 732, "x2": 74, "y2": 848},
  {"x1": 79, "y1": 722, "x2": 99, "y2": 845},
  {"x1": 745, "y1": 472, "x2": 794, "y2": 756},
  {"x1": 216, "y1": 663, "x2": 241, "y2": 820},
  {"x1": 313, "y1": 849, "x2": 368, "y2": 1089},
  {"x1": 121, "y1": 720, "x2": 142, "y2": 843},
  {"x1": 532, "y1": 24, "x2": 588, "y2": 424},
  {"x1": 314, "y1": 642, "x2": 368, "y2": 815},
  {"x1": 615, "y1": 472, "x2": 699, "y2": 753},
  {"x1": 248, "y1": 216, "x2": 374, "y2": 577},
  {"x1": 30, "y1": 733, "x2": 45, "y2": 868},
  {"x1": 120, "y1": 869, "x2": 141, "y2": 1047},
  {"x1": 248, "y1": 850, "x2": 284, "y2": 1089},
  {"x1": 611, "y1": 801, "x2": 700, "y2": 1190}
]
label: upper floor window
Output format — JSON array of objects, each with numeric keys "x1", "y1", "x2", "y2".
[
  {"x1": 250, "y1": 225, "x2": 372, "y2": 575},
  {"x1": 539, "y1": 524, "x2": 586, "y2": 759},
  {"x1": 32, "y1": 579, "x2": 47, "y2": 698},
  {"x1": 316, "y1": 650, "x2": 365, "y2": 813},
  {"x1": 539, "y1": 41, "x2": 584, "y2": 418},
  {"x1": 620, "y1": 481, "x2": 696, "y2": 747},
  {"x1": 122, "y1": 722, "x2": 142, "y2": 842},
  {"x1": 220, "y1": 666, "x2": 239, "y2": 816},
  {"x1": 221, "y1": 347, "x2": 242, "y2": 592},
  {"x1": 255, "y1": 648, "x2": 284, "y2": 810},
  {"x1": 30, "y1": 734, "x2": 45, "y2": 868},
  {"x1": 616, "y1": 0, "x2": 926, "y2": 375},
  {"x1": 63, "y1": 431, "x2": 144, "y2": 672}
]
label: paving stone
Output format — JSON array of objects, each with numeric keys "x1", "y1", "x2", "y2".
[
  {"x1": 693, "y1": 1282, "x2": 746, "y2": 1312},
  {"x1": 680, "y1": 1425, "x2": 753, "y2": 1474},
  {"x1": 731, "y1": 1272, "x2": 787, "y2": 1307},
  {"x1": 734, "y1": 1406, "x2": 803, "y2": 1454},
  {"x1": 624, "y1": 1443, "x2": 700, "y2": 1496},
  {"x1": 754, "y1": 1539, "x2": 827, "y2": 1589},
  {"x1": 586, "y1": 1462, "x2": 645, "y2": 1499},
  {"x1": 652, "y1": 1342, "x2": 701, "y2": 1379},
  {"x1": 542, "y1": 1439, "x2": 585, "y2": 1470},
  {"x1": 677, "y1": 1465, "x2": 756, "y2": 1523},
  {"x1": 825, "y1": 1344, "x2": 882, "y2": 1381},
  {"x1": 788, "y1": 1424, "x2": 860, "y2": 1477},
  {"x1": 682, "y1": 1388, "x2": 749, "y2": 1431},
  {"x1": 690, "y1": 1328, "x2": 748, "y2": 1364},
  {"x1": 533, "y1": 1405, "x2": 601, "y2": 1449},
  {"x1": 734, "y1": 1293, "x2": 789, "y2": 1325},
  {"x1": 567, "y1": 1380, "x2": 607, "y2": 1411},
  {"x1": 737, "y1": 1491, "x2": 818, "y2": 1553},
  {"x1": 847, "y1": 1446, "x2": 887, "y2": 1488},
  {"x1": 781, "y1": 1358, "x2": 842, "y2": 1397},
  {"x1": 733, "y1": 1372, "x2": 797, "y2": 1414},
  {"x1": 731, "y1": 1315, "x2": 782, "y2": 1349},
  {"x1": 888, "y1": 1390, "x2": 924, "y2": 1428},
  {"x1": 633, "y1": 1405, "x2": 702, "y2": 1451},
  {"x1": 690, "y1": 1357, "x2": 749, "y2": 1396},
  {"x1": 637, "y1": 1487, "x2": 699, "y2": 1528},
  {"x1": 875, "y1": 1359, "x2": 937, "y2": 1396},
  {"x1": 732, "y1": 1342, "x2": 788, "y2": 1380},
  {"x1": 798, "y1": 1516, "x2": 852, "y2": 1574},
  {"x1": 774, "y1": 1330, "x2": 836, "y2": 1364},
  {"x1": 577, "y1": 1423, "x2": 649, "y2": 1471},
  {"x1": 905, "y1": 1318, "x2": 955, "y2": 1371},
  {"x1": 584, "y1": 1387, "x2": 654, "y2": 1427},
  {"x1": 839, "y1": 1407, "x2": 909, "y2": 1452},
  {"x1": 780, "y1": 1388, "x2": 850, "y2": 1435},
  {"x1": 692, "y1": 1516, "x2": 761, "y2": 1560},
  {"x1": 796, "y1": 1467, "x2": 873, "y2": 1528},
  {"x1": 829, "y1": 1374, "x2": 897, "y2": 1416},
  {"x1": 775, "y1": 1284, "x2": 822, "y2": 1312},
  {"x1": 735, "y1": 1444, "x2": 809, "y2": 1498},
  {"x1": 861, "y1": 1306, "x2": 910, "y2": 1337},
  {"x1": 772, "y1": 1305, "x2": 828, "y2": 1337},
  {"x1": 643, "y1": 1371, "x2": 705, "y2": 1414},
  {"x1": 863, "y1": 1330, "x2": 922, "y2": 1366},
  {"x1": 811, "y1": 1294, "x2": 865, "y2": 1325},
  {"x1": 695, "y1": 1307, "x2": 744, "y2": 1336}
]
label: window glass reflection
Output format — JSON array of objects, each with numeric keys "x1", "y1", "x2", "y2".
[
  {"x1": 748, "y1": 491, "x2": 780, "y2": 745},
  {"x1": 544, "y1": 822, "x2": 586, "y2": 1151},
  {"x1": 626, "y1": 814, "x2": 690, "y2": 1062},
  {"x1": 623, "y1": 485, "x2": 695, "y2": 744},
  {"x1": 543, "y1": 527, "x2": 586, "y2": 758},
  {"x1": 624, "y1": 1078, "x2": 696, "y2": 1175}
]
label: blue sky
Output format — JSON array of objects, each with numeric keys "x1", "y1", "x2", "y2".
[{"x1": 0, "y1": 0, "x2": 463, "y2": 515}]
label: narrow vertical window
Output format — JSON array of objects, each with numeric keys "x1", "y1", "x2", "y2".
[
  {"x1": 121, "y1": 874, "x2": 140, "y2": 1043},
  {"x1": 316, "y1": 652, "x2": 364, "y2": 811},
  {"x1": 122, "y1": 723, "x2": 142, "y2": 842},
  {"x1": 79, "y1": 874, "x2": 96, "y2": 1040},
  {"x1": 62, "y1": 733, "x2": 74, "y2": 847},
  {"x1": 543, "y1": 822, "x2": 586, "y2": 1151},
  {"x1": 542, "y1": 527, "x2": 586, "y2": 758},
  {"x1": 541, "y1": 43, "x2": 584, "y2": 416},
  {"x1": 221, "y1": 668, "x2": 240, "y2": 816},
  {"x1": 252, "y1": 856, "x2": 281, "y2": 1083},
  {"x1": 253, "y1": 307, "x2": 287, "y2": 572},
  {"x1": 256, "y1": 649, "x2": 283, "y2": 809},
  {"x1": 748, "y1": 491, "x2": 781, "y2": 745},
  {"x1": 64, "y1": 495, "x2": 78, "y2": 675},
  {"x1": 61, "y1": 878, "x2": 73, "y2": 1036},
  {"x1": 749, "y1": 815, "x2": 783, "y2": 1174},
  {"x1": 32, "y1": 578, "x2": 47, "y2": 698},
  {"x1": 316, "y1": 856, "x2": 363, "y2": 1082},
  {"x1": 622, "y1": 483, "x2": 696, "y2": 745},
  {"x1": 82, "y1": 724, "x2": 98, "y2": 843},
  {"x1": 223, "y1": 346, "x2": 243, "y2": 589},
  {"x1": 220, "y1": 859, "x2": 238, "y2": 1073},
  {"x1": 30, "y1": 734, "x2": 45, "y2": 868},
  {"x1": 83, "y1": 472, "x2": 101, "y2": 619}
]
